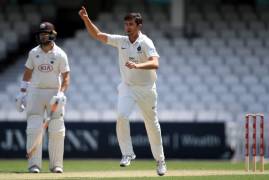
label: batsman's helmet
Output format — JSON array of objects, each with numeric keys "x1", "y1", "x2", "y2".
[{"x1": 36, "y1": 22, "x2": 57, "y2": 44}]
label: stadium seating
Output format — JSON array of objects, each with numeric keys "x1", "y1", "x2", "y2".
[
  {"x1": 1, "y1": 0, "x2": 269, "y2": 160},
  {"x1": 0, "y1": 3, "x2": 56, "y2": 62},
  {"x1": 0, "y1": 1, "x2": 268, "y2": 129}
]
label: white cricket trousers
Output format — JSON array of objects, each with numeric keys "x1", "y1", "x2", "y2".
[
  {"x1": 26, "y1": 87, "x2": 65, "y2": 170},
  {"x1": 116, "y1": 82, "x2": 165, "y2": 161}
]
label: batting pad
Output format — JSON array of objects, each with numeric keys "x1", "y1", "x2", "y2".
[
  {"x1": 48, "y1": 107, "x2": 65, "y2": 133},
  {"x1": 27, "y1": 128, "x2": 42, "y2": 169},
  {"x1": 48, "y1": 131, "x2": 65, "y2": 170}
]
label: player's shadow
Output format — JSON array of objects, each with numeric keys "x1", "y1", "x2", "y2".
[
  {"x1": 0, "y1": 170, "x2": 52, "y2": 173},
  {"x1": 0, "y1": 170, "x2": 28, "y2": 173}
]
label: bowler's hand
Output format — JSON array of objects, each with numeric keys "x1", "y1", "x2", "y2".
[
  {"x1": 125, "y1": 61, "x2": 138, "y2": 69},
  {"x1": 79, "y1": 6, "x2": 88, "y2": 20}
]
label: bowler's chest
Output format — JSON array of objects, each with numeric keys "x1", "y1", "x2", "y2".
[{"x1": 120, "y1": 42, "x2": 144, "y2": 63}]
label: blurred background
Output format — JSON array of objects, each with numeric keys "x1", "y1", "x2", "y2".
[{"x1": 0, "y1": 0, "x2": 269, "y2": 161}]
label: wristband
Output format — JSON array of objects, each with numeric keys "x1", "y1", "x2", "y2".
[
  {"x1": 20, "y1": 81, "x2": 30, "y2": 90},
  {"x1": 57, "y1": 91, "x2": 64, "y2": 97}
]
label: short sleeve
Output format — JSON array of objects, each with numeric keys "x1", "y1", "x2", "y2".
[
  {"x1": 143, "y1": 38, "x2": 160, "y2": 59},
  {"x1": 106, "y1": 34, "x2": 125, "y2": 48},
  {"x1": 25, "y1": 52, "x2": 34, "y2": 69},
  {"x1": 59, "y1": 51, "x2": 70, "y2": 73}
]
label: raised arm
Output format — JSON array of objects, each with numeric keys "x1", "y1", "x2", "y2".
[{"x1": 78, "y1": 6, "x2": 108, "y2": 44}]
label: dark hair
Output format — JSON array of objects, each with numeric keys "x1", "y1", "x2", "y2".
[{"x1": 124, "y1": 13, "x2": 143, "y2": 25}]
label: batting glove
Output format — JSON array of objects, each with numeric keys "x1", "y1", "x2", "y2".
[
  {"x1": 15, "y1": 92, "x2": 27, "y2": 112},
  {"x1": 50, "y1": 91, "x2": 67, "y2": 110}
]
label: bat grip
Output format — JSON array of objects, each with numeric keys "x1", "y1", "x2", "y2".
[
  {"x1": 51, "y1": 100, "x2": 59, "y2": 112},
  {"x1": 43, "y1": 121, "x2": 49, "y2": 129}
]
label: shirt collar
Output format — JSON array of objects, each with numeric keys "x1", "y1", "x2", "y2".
[
  {"x1": 130, "y1": 31, "x2": 143, "y2": 45},
  {"x1": 38, "y1": 42, "x2": 56, "y2": 53}
]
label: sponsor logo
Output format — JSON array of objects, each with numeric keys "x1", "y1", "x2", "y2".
[
  {"x1": 137, "y1": 45, "x2": 142, "y2": 54},
  {"x1": 129, "y1": 57, "x2": 138, "y2": 64},
  {"x1": 38, "y1": 64, "x2": 53, "y2": 72},
  {"x1": 149, "y1": 48, "x2": 156, "y2": 54}
]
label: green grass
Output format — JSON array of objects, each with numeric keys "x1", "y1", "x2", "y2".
[
  {"x1": 81, "y1": 176, "x2": 269, "y2": 180},
  {"x1": 0, "y1": 159, "x2": 268, "y2": 179},
  {"x1": 0, "y1": 159, "x2": 262, "y2": 171}
]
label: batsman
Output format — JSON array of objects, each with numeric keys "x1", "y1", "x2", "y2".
[{"x1": 15, "y1": 22, "x2": 70, "y2": 173}]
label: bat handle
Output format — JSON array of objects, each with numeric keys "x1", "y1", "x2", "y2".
[
  {"x1": 43, "y1": 121, "x2": 49, "y2": 129},
  {"x1": 51, "y1": 100, "x2": 59, "y2": 112}
]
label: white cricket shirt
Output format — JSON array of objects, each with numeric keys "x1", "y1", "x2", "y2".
[
  {"x1": 106, "y1": 31, "x2": 159, "y2": 86},
  {"x1": 25, "y1": 43, "x2": 70, "y2": 89}
]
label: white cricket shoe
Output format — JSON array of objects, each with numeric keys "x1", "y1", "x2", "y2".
[
  {"x1": 29, "y1": 166, "x2": 40, "y2": 173},
  {"x1": 156, "y1": 160, "x2": 167, "y2": 176},
  {"x1": 51, "y1": 167, "x2": 63, "y2": 173},
  {"x1": 120, "y1": 154, "x2": 136, "y2": 167}
]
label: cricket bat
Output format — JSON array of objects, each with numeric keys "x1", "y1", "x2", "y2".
[{"x1": 26, "y1": 100, "x2": 59, "y2": 159}]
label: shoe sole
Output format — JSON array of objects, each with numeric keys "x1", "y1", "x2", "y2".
[
  {"x1": 30, "y1": 171, "x2": 39, "y2": 173},
  {"x1": 120, "y1": 162, "x2": 130, "y2": 167},
  {"x1": 29, "y1": 170, "x2": 40, "y2": 173},
  {"x1": 120, "y1": 156, "x2": 135, "y2": 167},
  {"x1": 29, "y1": 168, "x2": 40, "y2": 173},
  {"x1": 54, "y1": 170, "x2": 63, "y2": 173}
]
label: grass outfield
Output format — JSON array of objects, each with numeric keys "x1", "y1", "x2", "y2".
[{"x1": 0, "y1": 159, "x2": 268, "y2": 179}]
